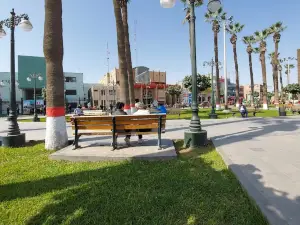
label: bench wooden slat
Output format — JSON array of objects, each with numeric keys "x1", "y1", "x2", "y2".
[
  {"x1": 76, "y1": 120, "x2": 113, "y2": 125},
  {"x1": 72, "y1": 125, "x2": 113, "y2": 130},
  {"x1": 116, "y1": 119, "x2": 165, "y2": 125},
  {"x1": 115, "y1": 115, "x2": 166, "y2": 120},
  {"x1": 73, "y1": 131, "x2": 165, "y2": 136},
  {"x1": 116, "y1": 124, "x2": 164, "y2": 130}
]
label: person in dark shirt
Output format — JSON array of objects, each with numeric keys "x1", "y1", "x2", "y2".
[{"x1": 113, "y1": 102, "x2": 131, "y2": 146}]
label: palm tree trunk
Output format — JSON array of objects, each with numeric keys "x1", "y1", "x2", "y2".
[
  {"x1": 233, "y1": 42, "x2": 240, "y2": 107},
  {"x1": 248, "y1": 52, "x2": 255, "y2": 107},
  {"x1": 113, "y1": 0, "x2": 130, "y2": 113},
  {"x1": 273, "y1": 41, "x2": 279, "y2": 104},
  {"x1": 279, "y1": 69, "x2": 284, "y2": 101},
  {"x1": 261, "y1": 53, "x2": 268, "y2": 109},
  {"x1": 213, "y1": 23, "x2": 220, "y2": 108},
  {"x1": 121, "y1": 3, "x2": 135, "y2": 114},
  {"x1": 44, "y1": 0, "x2": 68, "y2": 150}
]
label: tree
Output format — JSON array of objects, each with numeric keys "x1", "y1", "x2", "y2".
[
  {"x1": 284, "y1": 64, "x2": 295, "y2": 85},
  {"x1": 205, "y1": 7, "x2": 226, "y2": 108},
  {"x1": 113, "y1": 0, "x2": 130, "y2": 113},
  {"x1": 242, "y1": 35, "x2": 256, "y2": 107},
  {"x1": 44, "y1": 0, "x2": 68, "y2": 150},
  {"x1": 268, "y1": 52, "x2": 278, "y2": 94},
  {"x1": 120, "y1": 0, "x2": 135, "y2": 113},
  {"x1": 283, "y1": 84, "x2": 300, "y2": 100},
  {"x1": 182, "y1": 74, "x2": 211, "y2": 93},
  {"x1": 269, "y1": 22, "x2": 287, "y2": 105},
  {"x1": 254, "y1": 29, "x2": 271, "y2": 109},
  {"x1": 227, "y1": 22, "x2": 245, "y2": 107},
  {"x1": 167, "y1": 85, "x2": 182, "y2": 105}
]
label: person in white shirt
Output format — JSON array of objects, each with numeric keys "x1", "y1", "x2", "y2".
[
  {"x1": 74, "y1": 105, "x2": 84, "y2": 116},
  {"x1": 133, "y1": 102, "x2": 150, "y2": 144}
]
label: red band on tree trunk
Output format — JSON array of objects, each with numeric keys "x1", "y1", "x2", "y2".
[
  {"x1": 130, "y1": 104, "x2": 135, "y2": 107},
  {"x1": 47, "y1": 107, "x2": 65, "y2": 117}
]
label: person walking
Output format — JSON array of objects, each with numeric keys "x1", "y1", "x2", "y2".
[
  {"x1": 113, "y1": 102, "x2": 131, "y2": 146},
  {"x1": 133, "y1": 102, "x2": 151, "y2": 144},
  {"x1": 7, "y1": 107, "x2": 9, "y2": 116}
]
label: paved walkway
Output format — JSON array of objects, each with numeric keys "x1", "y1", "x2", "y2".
[{"x1": 0, "y1": 117, "x2": 300, "y2": 224}]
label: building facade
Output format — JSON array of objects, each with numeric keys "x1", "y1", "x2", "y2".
[
  {"x1": 243, "y1": 84, "x2": 263, "y2": 101},
  {"x1": 99, "y1": 67, "x2": 168, "y2": 105}
]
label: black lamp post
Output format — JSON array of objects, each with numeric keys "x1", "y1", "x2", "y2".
[
  {"x1": 203, "y1": 58, "x2": 222, "y2": 119},
  {"x1": 160, "y1": 0, "x2": 221, "y2": 148},
  {"x1": 27, "y1": 73, "x2": 43, "y2": 122},
  {"x1": 0, "y1": 8, "x2": 33, "y2": 147}
]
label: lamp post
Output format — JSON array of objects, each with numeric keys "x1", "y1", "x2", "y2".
[
  {"x1": 204, "y1": 58, "x2": 222, "y2": 119},
  {"x1": 0, "y1": 8, "x2": 33, "y2": 147},
  {"x1": 27, "y1": 73, "x2": 43, "y2": 122},
  {"x1": 160, "y1": 0, "x2": 221, "y2": 148}
]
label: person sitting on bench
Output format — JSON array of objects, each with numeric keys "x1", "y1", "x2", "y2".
[
  {"x1": 113, "y1": 102, "x2": 131, "y2": 146},
  {"x1": 239, "y1": 104, "x2": 248, "y2": 118},
  {"x1": 133, "y1": 102, "x2": 151, "y2": 144}
]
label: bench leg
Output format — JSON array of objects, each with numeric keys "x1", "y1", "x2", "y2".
[
  {"x1": 72, "y1": 134, "x2": 81, "y2": 150},
  {"x1": 158, "y1": 134, "x2": 162, "y2": 150}
]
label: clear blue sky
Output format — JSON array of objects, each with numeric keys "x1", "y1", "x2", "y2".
[{"x1": 0, "y1": 0, "x2": 299, "y2": 87}]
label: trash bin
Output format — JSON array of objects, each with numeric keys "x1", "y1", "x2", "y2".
[{"x1": 278, "y1": 104, "x2": 286, "y2": 116}]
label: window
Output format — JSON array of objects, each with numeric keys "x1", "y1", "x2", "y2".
[
  {"x1": 109, "y1": 90, "x2": 116, "y2": 95},
  {"x1": 101, "y1": 90, "x2": 106, "y2": 96},
  {"x1": 65, "y1": 77, "x2": 76, "y2": 82},
  {"x1": 94, "y1": 100, "x2": 98, "y2": 106},
  {"x1": 65, "y1": 90, "x2": 77, "y2": 95}
]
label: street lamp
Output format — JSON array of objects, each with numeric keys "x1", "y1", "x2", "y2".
[
  {"x1": 27, "y1": 73, "x2": 43, "y2": 122},
  {"x1": 204, "y1": 58, "x2": 222, "y2": 119},
  {"x1": 160, "y1": 0, "x2": 221, "y2": 148},
  {"x1": 0, "y1": 9, "x2": 33, "y2": 147}
]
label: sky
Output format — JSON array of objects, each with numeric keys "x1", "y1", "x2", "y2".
[{"x1": 0, "y1": 0, "x2": 299, "y2": 88}]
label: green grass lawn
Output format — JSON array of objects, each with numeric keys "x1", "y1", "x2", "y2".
[
  {"x1": 0, "y1": 141, "x2": 267, "y2": 225},
  {"x1": 167, "y1": 108, "x2": 293, "y2": 120}
]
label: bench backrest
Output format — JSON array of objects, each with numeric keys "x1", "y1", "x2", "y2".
[{"x1": 71, "y1": 114, "x2": 166, "y2": 131}]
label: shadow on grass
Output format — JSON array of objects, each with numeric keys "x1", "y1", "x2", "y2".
[{"x1": 0, "y1": 142, "x2": 268, "y2": 225}]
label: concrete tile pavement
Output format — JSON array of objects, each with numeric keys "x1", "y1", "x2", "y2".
[{"x1": 1, "y1": 116, "x2": 300, "y2": 224}]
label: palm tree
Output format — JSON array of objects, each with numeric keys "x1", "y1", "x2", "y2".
[
  {"x1": 227, "y1": 22, "x2": 245, "y2": 107},
  {"x1": 254, "y1": 29, "x2": 271, "y2": 109},
  {"x1": 120, "y1": 0, "x2": 135, "y2": 113},
  {"x1": 269, "y1": 22, "x2": 287, "y2": 104},
  {"x1": 205, "y1": 7, "x2": 226, "y2": 109},
  {"x1": 112, "y1": 0, "x2": 130, "y2": 113},
  {"x1": 268, "y1": 52, "x2": 279, "y2": 102},
  {"x1": 242, "y1": 35, "x2": 256, "y2": 106},
  {"x1": 278, "y1": 62, "x2": 284, "y2": 99},
  {"x1": 44, "y1": 0, "x2": 68, "y2": 150}
]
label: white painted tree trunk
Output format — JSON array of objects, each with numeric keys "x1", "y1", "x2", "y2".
[{"x1": 45, "y1": 116, "x2": 68, "y2": 150}]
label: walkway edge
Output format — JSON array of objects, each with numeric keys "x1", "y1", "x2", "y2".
[{"x1": 212, "y1": 138, "x2": 289, "y2": 225}]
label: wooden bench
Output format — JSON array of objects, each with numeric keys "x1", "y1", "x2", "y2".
[
  {"x1": 291, "y1": 105, "x2": 300, "y2": 115},
  {"x1": 71, "y1": 114, "x2": 166, "y2": 150}
]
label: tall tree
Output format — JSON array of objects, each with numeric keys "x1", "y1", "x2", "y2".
[
  {"x1": 182, "y1": 74, "x2": 211, "y2": 93},
  {"x1": 227, "y1": 22, "x2": 245, "y2": 107},
  {"x1": 44, "y1": 0, "x2": 68, "y2": 150},
  {"x1": 242, "y1": 35, "x2": 256, "y2": 106},
  {"x1": 269, "y1": 22, "x2": 287, "y2": 105},
  {"x1": 278, "y1": 61, "x2": 284, "y2": 95},
  {"x1": 268, "y1": 52, "x2": 279, "y2": 102},
  {"x1": 113, "y1": 0, "x2": 130, "y2": 113},
  {"x1": 120, "y1": 0, "x2": 135, "y2": 113},
  {"x1": 254, "y1": 29, "x2": 271, "y2": 109},
  {"x1": 205, "y1": 7, "x2": 226, "y2": 109}
]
